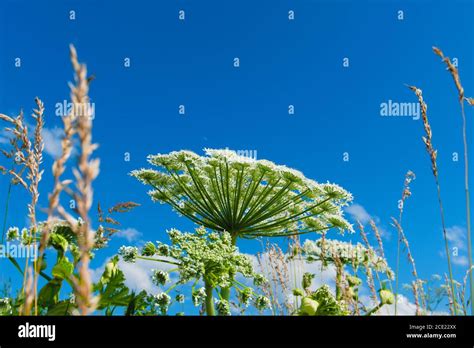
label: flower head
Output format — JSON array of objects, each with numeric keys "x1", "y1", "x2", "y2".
[
  {"x1": 239, "y1": 287, "x2": 253, "y2": 307},
  {"x1": 0, "y1": 298, "x2": 12, "y2": 315},
  {"x1": 254, "y1": 295, "x2": 271, "y2": 311},
  {"x1": 118, "y1": 246, "x2": 138, "y2": 263},
  {"x1": 132, "y1": 149, "x2": 353, "y2": 239},
  {"x1": 151, "y1": 269, "x2": 170, "y2": 286},
  {"x1": 215, "y1": 299, "x2": 231, "y2": 316},
  {"x1": 175, "y1": 294, "x2": 185, "y2": 303},
  {"x1": 6, "y1": 227, "x2": 19, "y2": 241},
  {"x1": 155, "y1": 292, "x2": 171, "y2": 314},
  {"x1": 192, "y1": 287, "x2": 207, "y2": 307}
]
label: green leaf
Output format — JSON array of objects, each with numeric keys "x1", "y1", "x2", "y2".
[
  {"x1": 52, "y1": 258, "x2": 74, "y2": 280},
  {"x1": 125, "y1": 291, "x2": 149, "y2": 316},
  {"x1": 38, "y1": 278, "x2": 62, "y2": 308},
  {"x1": 97, "y1": 268, "x2": 132, "y2": 310},
  {"x1": 94, "y1": 256, "x2": 119, "y2": 292},
  {"x1": 46, "y1": 300, "x2": 74, "y2": 315}
]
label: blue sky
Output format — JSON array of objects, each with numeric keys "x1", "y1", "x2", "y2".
[{"x1": 0, "y1": 0, "x2": 473, "y2": 314}]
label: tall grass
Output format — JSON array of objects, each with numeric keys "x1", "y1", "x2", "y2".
[
  {"x1": 394, "y1": 171, "x2": 416, "y2": 315},
  {"x1": 0, "y1": 45, "x2": 98, "y2": 315},
  {"x1": 407, "y1": 85, "x2": 457, "y2": 313},
  {"x1": 432, "y1": 47, "x2": 473, "y2": 315},
  {"x1": 0, "y1": 98, "x2": 45, "y2": 315}
]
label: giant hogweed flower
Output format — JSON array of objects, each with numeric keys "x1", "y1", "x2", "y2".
[
  {"x1": 132, "y1": 149, "x2": 353, "y2": 240},
  {"x1": 119, "y1": 227, "x2": 269, "y2": 315},
  {"x1": 138, "y1": 227, "x2": 260, "y2": 289},
  {"x1": 120, "y1": 226, "x2": 266, "y2": 290},
  {"x1": 301, "y1": 239, "x2": 394, "y2": 279}
]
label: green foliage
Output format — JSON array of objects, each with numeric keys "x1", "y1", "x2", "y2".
[
  {"x1": 0, "y1": 298, "x2": 12, "y2": 315},
  {"x1": 94, "y1": 256, "x2": 133, "y2": 314},
  {"x1": 296, "y1": 285, "x2": 348, "y2": 316}
]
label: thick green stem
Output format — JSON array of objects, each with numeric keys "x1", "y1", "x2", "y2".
[
  {"x1": 220, "y1": 287, "x2": 230, "y2": 302},
  {"x1": 221, "y1": 234, "x2": 238, "y2": 302},
  {"x1": 204, "y1": 280, "x2": 215, "y2": 316}
]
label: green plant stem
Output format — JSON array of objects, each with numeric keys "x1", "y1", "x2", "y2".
[
  {"x1": 220, "y1": 287, "x2": 230, "y2": 303},
  {"x1": 204, "y1": 280, "x2": 215, "y2": 316},
  {"x1": 220, "y1": 234, "x2": 238, "y2": 303},
  {"x1": 365, "y1": 302, "x2": 383, "y2": 316},
  {"x1": 434, "y1": 178, "x2": 458, "y2": 314},
  {"x1": 136, "y1": 255, "x2": 180, "y2": 266},
  {"x1": 395, "y1": 236, "x2": 400, "y2": 316},
  {"x1": 395, "y1": 209, "x2": 404, "y2": 316}
]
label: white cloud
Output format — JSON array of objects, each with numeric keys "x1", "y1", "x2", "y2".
[
  {"x1": 345, "y1": 203, "x2": 390, "y2": 239},
  {"x1": 117, "y1": 259, "x2": 156, "y2": 292},
  {"x1": 115, "y1": 228, "x2": 142, "y2": 242},
  {"x1": 41, "y1": 126, "x2": 64, "y2": 158},
  {"x1": 443, "y1": 226, "x2": 469, "y2": 267},
  {"x1": 345, "y1": 204, "x2": 372, "y2": 224},
  {"x1": 452, "y1": 255, "x2": 469, "y2": 267},
  {"x1": 446, "y1": 226, "x2": 467, "y2": 251}
]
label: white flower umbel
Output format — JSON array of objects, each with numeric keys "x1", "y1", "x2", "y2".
[{"x1": 131, "y1": 149, "x2": 353, "y2": 240}]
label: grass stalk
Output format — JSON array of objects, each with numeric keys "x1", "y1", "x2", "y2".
[
  {"x1": 433, "y1": 47, "x2": 473, "y2": 315},
  {"x1": 407, "y1": 85, "x2": 457, "y2": 314}
]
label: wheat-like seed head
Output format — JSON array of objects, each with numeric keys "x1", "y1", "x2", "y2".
[
  {"x1": 407, "y1": 86, "x2": 438, "y2": 178},
  {"x1": 433, "y1": 47, "x2": 465, "y2": 102}
]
